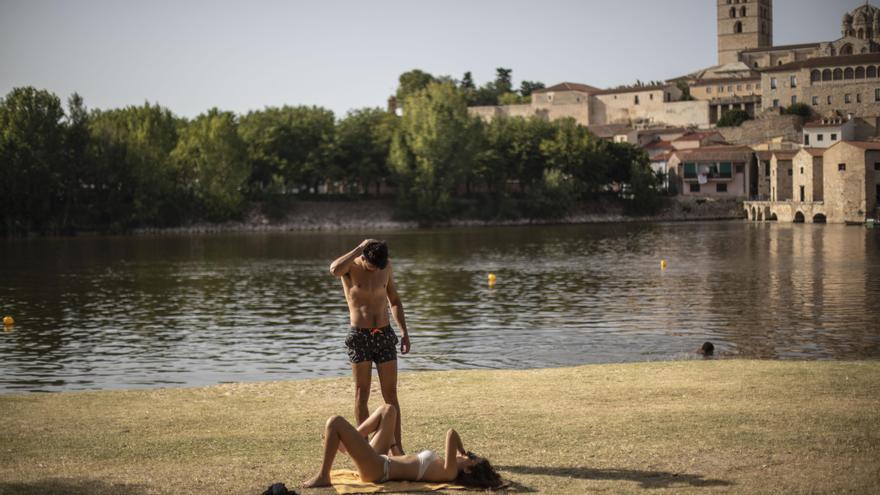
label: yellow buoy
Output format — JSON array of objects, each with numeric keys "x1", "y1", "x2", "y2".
[
  {"x1": 660, "y1": 260, "x2": 668, "y2": 270},
  {"x1": 2, "y1": 316, "x2": 13, "y2": 327},
  {"x1": 488, "y1": 273, "x2": 497, "y2": 286}
]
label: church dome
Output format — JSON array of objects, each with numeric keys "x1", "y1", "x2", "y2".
[{"x1": 852, "y1": 4, "x2": 880, "y2": 24}]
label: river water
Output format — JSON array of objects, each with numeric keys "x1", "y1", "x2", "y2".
[{"x1": 1, "y1": 222, "x2": 878, "y2": 393}]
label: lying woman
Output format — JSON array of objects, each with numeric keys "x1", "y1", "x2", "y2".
[{"x1": 303, "y1": 404, "x2": 501, "y2": 489}]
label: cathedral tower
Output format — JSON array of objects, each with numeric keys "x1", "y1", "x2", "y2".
[{"x1": 717, "y1": 0, "x2": 773, "y2": 65}]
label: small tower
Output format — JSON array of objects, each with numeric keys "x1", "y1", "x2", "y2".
[{"x1": 717, "y1": 0, "x2": 773, "y2": 65}]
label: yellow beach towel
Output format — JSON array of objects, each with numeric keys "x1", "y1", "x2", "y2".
[{"x1": 329, "y1": 469, "x2": 468, "y2": 494}]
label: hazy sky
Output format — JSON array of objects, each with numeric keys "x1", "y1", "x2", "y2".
[{"x1": 0, "y1": 0, "x2": 853, "y2": 118}]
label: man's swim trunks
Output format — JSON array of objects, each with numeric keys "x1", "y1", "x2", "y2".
[{"x1": 345, "y1": 325, "x2": 398, "y2": 364}]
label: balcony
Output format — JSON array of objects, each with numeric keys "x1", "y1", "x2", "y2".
[{"x1": 682, "y1": 162, "x2": 734, "y2": 182}]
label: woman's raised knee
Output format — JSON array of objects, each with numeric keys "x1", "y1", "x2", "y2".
[
  {"x1": 378, "y1": 403, "x2": 398, "y2": 419},
  {"x1": 325, "y1": 415, "x2": 346, "y2": 430}
]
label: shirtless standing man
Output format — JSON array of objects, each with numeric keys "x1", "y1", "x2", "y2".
[{"x1": 330, "y1": 239, "x2": 410, "y2": 454}]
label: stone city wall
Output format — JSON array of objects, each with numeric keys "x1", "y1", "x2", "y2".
[{"x1": 717, "y1": 114, "x2": 802, "y2": 145}]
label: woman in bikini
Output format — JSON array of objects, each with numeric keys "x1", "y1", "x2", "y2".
[{"x1": 302, "y1": 404, "x2": 501, "y2": 489}]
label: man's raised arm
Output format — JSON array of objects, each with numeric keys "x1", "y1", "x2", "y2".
[{"x1": 330, "y1": 239, "x2": 374, "y2": 277}]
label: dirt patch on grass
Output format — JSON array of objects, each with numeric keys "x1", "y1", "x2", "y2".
[{"x1": 1, "y1": 360, "x2": 878, "y2": 494}]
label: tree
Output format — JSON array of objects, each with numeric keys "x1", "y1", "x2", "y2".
[
  {"x1": 460, "y1": 72, "x2": 475, "y2": 90},
  {"x1": 88, "y1": 102, "x2": 184, "y2": 228},
  {"x1": 395, "y1": 69, "x2": 436, "y2": 103},
  {"x1": 335, "y1": 108, "x2": 397, "y2": 195},
  {"x1": 717, "y1": 108, "x2": 752, "y2": 127},
  {"x1": 498, "y1": 92, "x2": 528, "y2": 105},
  {"x1": 239, "y1": 105, "x2": 336, "y2": 194},
  {"x1": 172, "y1": 109, "x2": 250, "y2": 220},
  {"x1": 676, "y1": 80, "x2": 694, "y2": 101},
  {"x1": 0, "y1": 87, "x2": 67, "y2": 234},
  {"x1": 61, "y1": 93, "x2": 89, "y2": 232},
  {"x1": 389, "y1": 82, "x2": 480, "y2": 222},
  {"x1": 519, "y1": 80, "x2": 545, "y2": 97},
  {"x1": 540, "y1": 118, "x2": 610, "y2": 197},
  {"x1": 783, "y1": 103, "x2": 813, "y2": 118},
  {"x1": 494, "y1": 68, "x2": 513, "y2": 95}
]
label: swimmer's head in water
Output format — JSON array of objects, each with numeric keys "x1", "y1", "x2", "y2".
[{"x1": 701, "y1": 342, "x2": 715, "y2": 355}]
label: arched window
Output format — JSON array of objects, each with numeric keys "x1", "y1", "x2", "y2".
[
  {"x1": 859, "y1": 29, "x2": 865, "y2": 40},
  {"x1": 833, "y1": 68, "x2": 843, "y2": 80},
  {"x1": 754, "y1": 62, "x2": 759, "y2": 68},
  {"x1": 822, "y1": 69, "x2": 832, "y2": 81},
  {"x1": 810, "y1": 70, "x2": 821, "y2": 83},
  {"x1": 730, "y1": 7, "x2": 736, "y2": 18},
  {"x1": 845, "y1": 68, "x2": 855, "y2": 79},
  {"x1": 829, "y1": 46, "x2": 837, "y2": 56},
  {"x1": 734, "y1": 21, "x2": 743, "y2": 34},
  {"x1": 841, "y1": 44, "x2": 854, "y2": 55},
  {"x1": 856, "y1": 66, "x2": 866, "y2": 78},
  {"x1": 740, "y1": 6, "x2": 747, "y2": 17},
  {"x1": 868, "y1": 66, "x2": 878, "y2": 78}
]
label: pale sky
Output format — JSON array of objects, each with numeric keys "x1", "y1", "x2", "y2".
[{"x1": 0, "y1": 0, "x2": 853, "y2": 119}]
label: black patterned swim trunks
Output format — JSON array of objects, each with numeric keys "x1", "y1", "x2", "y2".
[{"x1": 345, "y1": 325, "x2": 398, "y2": 364}]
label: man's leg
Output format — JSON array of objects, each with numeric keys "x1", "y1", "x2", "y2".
[
  {"x1": 352, "y1": 361, "x2": 373, "y2": 427},
  {"x1": 376, "y1": 359, "x2": 403, "y2": 454}
]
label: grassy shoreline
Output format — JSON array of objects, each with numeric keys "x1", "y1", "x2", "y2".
[{"x1": 1, "y1": 360, "x2": 878, "y2": 494}]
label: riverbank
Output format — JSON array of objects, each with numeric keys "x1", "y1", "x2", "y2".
[
  {"x1": 1, "y1": 360, "x2": 878, "y2": 494},
  {"x1": 132, "y1": 197, "x2": 745, "y2": 234}
]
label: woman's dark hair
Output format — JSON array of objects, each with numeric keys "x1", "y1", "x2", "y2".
[
  {"x1": 362, "y1": 241, "x2": 389, "y2": 270},
  {"x1": 455, "y1": 451, "x2": 502, "y2": 490}
]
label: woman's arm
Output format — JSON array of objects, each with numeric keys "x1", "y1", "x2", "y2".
[{"x1": 442, "y1": 428, "x2": 466, "y2": 479}]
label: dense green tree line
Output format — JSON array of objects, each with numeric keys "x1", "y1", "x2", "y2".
[{"x1": 1, "y1": 75, "x2": 660, "y2": 235}]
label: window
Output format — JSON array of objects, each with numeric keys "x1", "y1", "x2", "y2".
[
  {"x1": 831, "y1": 133, "x2": 838, "y2": 141},
  {"x1": 737, "y1": 84, "x2": 743, "y2": 91},
  {"x1": 791, "y1": 96, "x2": 797, "y2": 105},
  {"x1": 719, "y1": 162, "x2": 733, "y2": 178},
  {"x1": 773, "y1": 99, "x2": 780, "y2": 108},
  {"x1": 635, "y1": 95, "x2": 640, "y2": 105},
  {"x1": 735, "y1": 164, "x2": 744, "y2": 174},
  {"x1": 845, "y1": 94, "x2": 851, "y2": 104},
  {"x1": 828, "y1": 95, "x2": 833, "y2": 104},
  {"x1": 812, "y1": 96, "x2": 819, "y2": 106},
  {"x1": 805, "y1": 134, "x2": 810, "y2": 145},
  {"x1": 740, "y1": 6, "x2": 746, "y2": 17},
  {"x1": 800, "y1": 167, "x2": 804, "y2": 174},
  {"x1": 765, "y1": 165, "x2": 770, "y2": 177},
  {"x1": 875, "y1": 88, "x2": 880, "y2": 102},
  {"x1": 690, "y1": 183, "x2": 701, "y2": 193},
  {"x1": 727, "y1": 85, "x2": 733, "y2": 92},
  {"x1": 799, "y1": 186, "x2": 805, "y2": 202},
  {"x1": 734, "y1": 21, "x2": 743, "y2": 34},
  {"x1": 718, "y1": 85, "x2": 724, "y2": 92},
  {"x1": 770, "y1": 77, "x2": 777, "y2": 89},
  {"x1": 874, "y1": 162, "x2": 880, "y2": 171},
  {"x1": 707, "y1": 87, "x2": 712, "y2": 94},
  {"x1": 817, "y1": 134, "x2": 824, "y2": 142},
  {"x1": 790, "y1": 76, "x2": 797, "y2": 88},
  {"x1": 858, "y1": 93, "x2": 862, "y2": 103},
  {"x1": 683, "y1": 163, "x2": 697, "y2": 179},
  {"x1": 838, "y1": 163, "x2": 846, "y2": 171},
  {"x1": 787, "y1": 169, "x2": 793, "y2": 176},
  {"x1": 747, "y1": 83, "x2": 752, "y2": 90},
  {"x1": 717, "y1": 183, "x2": 728, "y2": 193}
]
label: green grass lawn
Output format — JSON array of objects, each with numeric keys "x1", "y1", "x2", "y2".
[{"x1": 1, "y1": 360, "x2": 878, "y2": 494}]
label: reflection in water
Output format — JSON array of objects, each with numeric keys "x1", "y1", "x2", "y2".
[{"x1": 0, "y1": 223, "x2": 878, "y2": 392}]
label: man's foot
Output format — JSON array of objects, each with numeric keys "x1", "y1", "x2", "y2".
[{"x1": 302, "y1": 474, "x2": 331, "y2": 488}]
